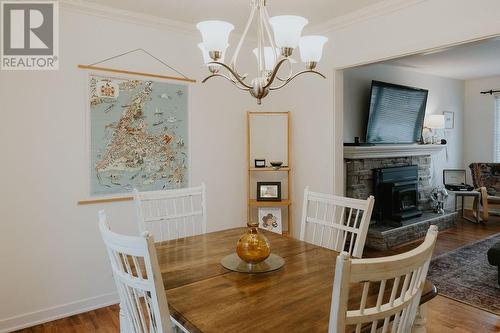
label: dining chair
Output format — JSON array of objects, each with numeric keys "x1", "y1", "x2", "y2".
[
  {"x1": 329, "y1": 225, "x2": 438, "y2": 333},
  {"x1": 98, "y1": 210, "x2": 188, "y2": 333},
  {"x1": 300, "y1": 187, "x2": 375, "y2": 258},
  {"x1": 134, "y1": 183, "x2": 207, "y2": 242}
]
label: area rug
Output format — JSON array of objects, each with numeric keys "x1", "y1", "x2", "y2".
[{"x1": 427, "y1": 233, "x2": 500, "y2": 315}]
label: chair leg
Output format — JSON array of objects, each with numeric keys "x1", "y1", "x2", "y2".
[
  {"x1": 411, "y1": 304, "x2": 427, "y2": 333},
  {"x1": 479, "y1": 187, "x2": 489, "y2": 222},
  {"x1": 119, "y1": 303, "x2": 129, "y2": 333},
  {"x1": 472, "y1": 197, "x2": 479, "y2": 221}
]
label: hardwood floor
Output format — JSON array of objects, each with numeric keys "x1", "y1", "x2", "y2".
[
  {"x1": 15, "y1": 305, "x2": 120, "y2": 333},
  {"x1": 427, "y1": 296, "x2": 499, "y2": 333},
  {"x1": 14, "y1": 212, "x2": 500, "y2": 332}
]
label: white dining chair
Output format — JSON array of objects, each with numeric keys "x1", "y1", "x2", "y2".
[
  {"x1": 329, "y1": 225, "x2": 438, "y2": 333},
  {"x1": 98, "y1": 210, "x2": 188, "y2": 333},
  {"x1": 134, "y1": 183, "x2": 207, "y2": 242},
  {"x1": 300, "y1": 187, "x2": 375, "y2": 258}
]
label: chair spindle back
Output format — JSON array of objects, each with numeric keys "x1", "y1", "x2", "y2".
[
  {"x1": 329, "y1": 225, "x2": 438, "y2": 333},
  {"x1": 98, "y1": 210, "x2": 173, "y2": 333},
  {"x1": 134, "y1": 183, "x2": 207, "y2": 242},
  {"x1": 300, "y1": 187, "x2": 375, "y2": 258}
]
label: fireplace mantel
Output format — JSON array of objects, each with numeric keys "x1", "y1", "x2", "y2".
[{"x1": 344, "y1": 144, "x2": 446, "y2": 159}]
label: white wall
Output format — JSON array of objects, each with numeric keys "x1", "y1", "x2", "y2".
[
  {"x1": 343, "y1": 64, "x2": 464, "y2": 185},
  {"x1": 464, "y1": 75, "x2": 500, "y2": 168}
]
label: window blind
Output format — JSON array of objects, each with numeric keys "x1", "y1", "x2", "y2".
[{"x1": 495, "y1": 95, "x2": 500, "y2": 162}]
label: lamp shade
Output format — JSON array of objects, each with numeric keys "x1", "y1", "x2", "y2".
[
  {"x1": 426, "y1": 115, "x2": 445, "y2": 129},
  {"x1": 269, "y1": 15, "x2": 308, "y2": 49},
  {"x1": 198, "y1": 43, "x2": 225, "y2": 64},
  {"x1": 299, "y1": 35, "x2": 328, "y2": 63},
  {"x1": 196, "y1": 20, "x2": 234, "y2": 52},
  {"x1": 252, "y1": 47, "x2": 278, "y2": 71}
]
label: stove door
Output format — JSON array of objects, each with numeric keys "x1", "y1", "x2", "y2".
[{"x1": 394, "y1": 184, "x2": 418, "y2": 213}]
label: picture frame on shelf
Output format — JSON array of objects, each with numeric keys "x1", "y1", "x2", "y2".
[
  {"x1": 257, "y1": 182, "x2": 281, "y2": 201},
  {"x1": 258, "y1": 207, "x2": 282, "y2": 234},
  {"x1": 254, "y1": 159, "x2": 266, "y2": 168},
  {"x1": 443, "y1": 111, "x2": 454, "y2": 129}
]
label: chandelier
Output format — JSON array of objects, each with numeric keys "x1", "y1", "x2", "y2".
[{"x1": 196, "y1": 0, "x2": 328, "y2": 104}]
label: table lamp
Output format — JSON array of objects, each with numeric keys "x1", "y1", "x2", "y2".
[{"x1": 425, "y1": 114, "x2": 445, "y2": 144}]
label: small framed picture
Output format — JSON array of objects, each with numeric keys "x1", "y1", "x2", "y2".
[
  {"x1": 254, "y1": 159, "x2": 266, "y2": 168},
  {"x1": 443, "y1": 111, "x2": 454, "y2": 129},
  {"x1": 258, "y1": 208, "x2": 282, "y2": 234},
  {"x1": 257, "y1": 182, "x2": 281, "y2": 201}
]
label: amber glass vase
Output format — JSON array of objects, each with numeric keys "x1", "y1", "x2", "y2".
[{"x1": 236, "y1": 222, "x2": 271, "y2": 264}]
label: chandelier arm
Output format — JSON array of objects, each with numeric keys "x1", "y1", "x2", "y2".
[
  {"x1": 208, "y1": 61, "x2": 253, "y2": 89},
  {"x1": 275, "y1": 59, "x2": 294, "y2": 82},
  {"x1": 201, "y1": 73, "x2": 250, "y2": 91},
  {"x1": 268, "y1": 70, "x2": 326, "y2": 91},
  {"x1": 229, "y1": 4, "x2": 256, "y2": 72},
  {"x1": 263, "y1": 58, "x2": 290, "y2": 89},
  {"x1": 229, "y1": 71, "x2": 247, "y2": 83}
]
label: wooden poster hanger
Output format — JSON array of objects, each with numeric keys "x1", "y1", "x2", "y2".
[
  {"x1": 77, "y1": 48, "x2": 196, "y2": 83},
  {"x1": 78, "y1": 196, "x2": 134, "y2": 205}
]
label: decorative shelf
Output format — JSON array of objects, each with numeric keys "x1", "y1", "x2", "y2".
[
  {"x1": 249, "y1": 167, "x2": 290, "y2": 171},
  {"x1": 344, "y1": 144, "x2": 446, "y2": 159},
  {"x1": 249, "y1": 199, "x2": 291, "y2": 207},
  {"x1": 247, "y1": 111, "x2": 292, "y2": 235}
]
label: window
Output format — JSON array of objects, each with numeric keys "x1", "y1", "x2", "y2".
[{"x1": 496, "y1": 95, "x2": 500, "y2": 162}]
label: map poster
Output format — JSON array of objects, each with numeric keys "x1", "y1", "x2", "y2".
[{"x1": 89, "y1": 74, "x2": 188, "y2": 195}]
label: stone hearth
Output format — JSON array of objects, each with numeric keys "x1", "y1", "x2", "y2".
[
  {"x1": 366, "y1": 211, "x2": 457, "y2": 250},
  {"x1": 344, "y1": 147, "x2": 456, "y2": 249}
]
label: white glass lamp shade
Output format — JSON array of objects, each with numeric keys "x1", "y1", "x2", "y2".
[
  {"x1": 269, "y1": 15, "x2": 308, "y2": 49},
  {"x1": 196, "y1": 20, "x2": 234, "y2": 52},
  {"x1": 198, "y1": 43, "x2": 211, "y2": 64},
  {"x1": 299, "y1": 35, "x2": 328, "y2": 63},
  {"x1": 425, "y1": 115, "x2": 445, "y2": 129},
  {"x1": 198, "y1": 43, "x2": 225, "y2": 64},
  {"x1": 252, "y1": 47, "x2": 278, "y2": 71}
]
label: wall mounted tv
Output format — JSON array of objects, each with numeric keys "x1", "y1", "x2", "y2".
[{"x1": 366, "y1": 80, "x2": 428, "y2": 144}]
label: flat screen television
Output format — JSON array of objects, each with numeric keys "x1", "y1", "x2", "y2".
[{"x1": 366, "y1": 80, "x2": 428, "y2": 144}]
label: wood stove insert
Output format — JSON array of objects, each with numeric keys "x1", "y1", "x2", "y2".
[{"x1": 374, "y1": 165, "x2": 422, "y2": 225}]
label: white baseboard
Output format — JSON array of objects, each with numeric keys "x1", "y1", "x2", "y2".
[{"x1": 0, "y1": 292, "x2": 119, "y2": 333}]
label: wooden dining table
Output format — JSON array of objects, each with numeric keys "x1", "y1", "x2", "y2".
[{"x1": 155, "y1": 228, "x2": 437, "y2": 333}]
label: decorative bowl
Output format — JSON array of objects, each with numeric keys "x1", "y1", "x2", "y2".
[{"x1": 270, "y1": 161, "x2": 283, "y2": 167}]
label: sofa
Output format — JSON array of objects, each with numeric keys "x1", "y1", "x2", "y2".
[
  {"x1": 487, "y1": 241, "x2": 500, "y2": 285},
  {"x1": 469, "y1": 163, "x2": 500, "y2": 222}
]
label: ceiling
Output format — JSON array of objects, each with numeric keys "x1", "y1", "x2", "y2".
[
  {"x1": 82, "y1": 0, "x2": 386, "y2": 32},
  {"x1": 388, "y1": 37, "x2": 500, "y2": 80}
]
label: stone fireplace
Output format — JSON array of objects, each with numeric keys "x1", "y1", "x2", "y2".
[
  {"x1": 344, "y1": 144, "x2": 457, "y2": 250},
  {"x1": 346, "y1": 155, "x2": 432, "y2": 223}
]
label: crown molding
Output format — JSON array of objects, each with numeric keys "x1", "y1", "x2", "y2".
[
  {"x1": 61, "y1": 0, "x2": 427, "y2": 39},
  {"x1": 59, "y1": 0, "x2": 198, "y2": 36},
  {"x1": 59, "y1": 0, "x2": 258, "y2": 42},
  {"x1": 308, "y1": 0, "x2": 427, "y2": 35}
]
